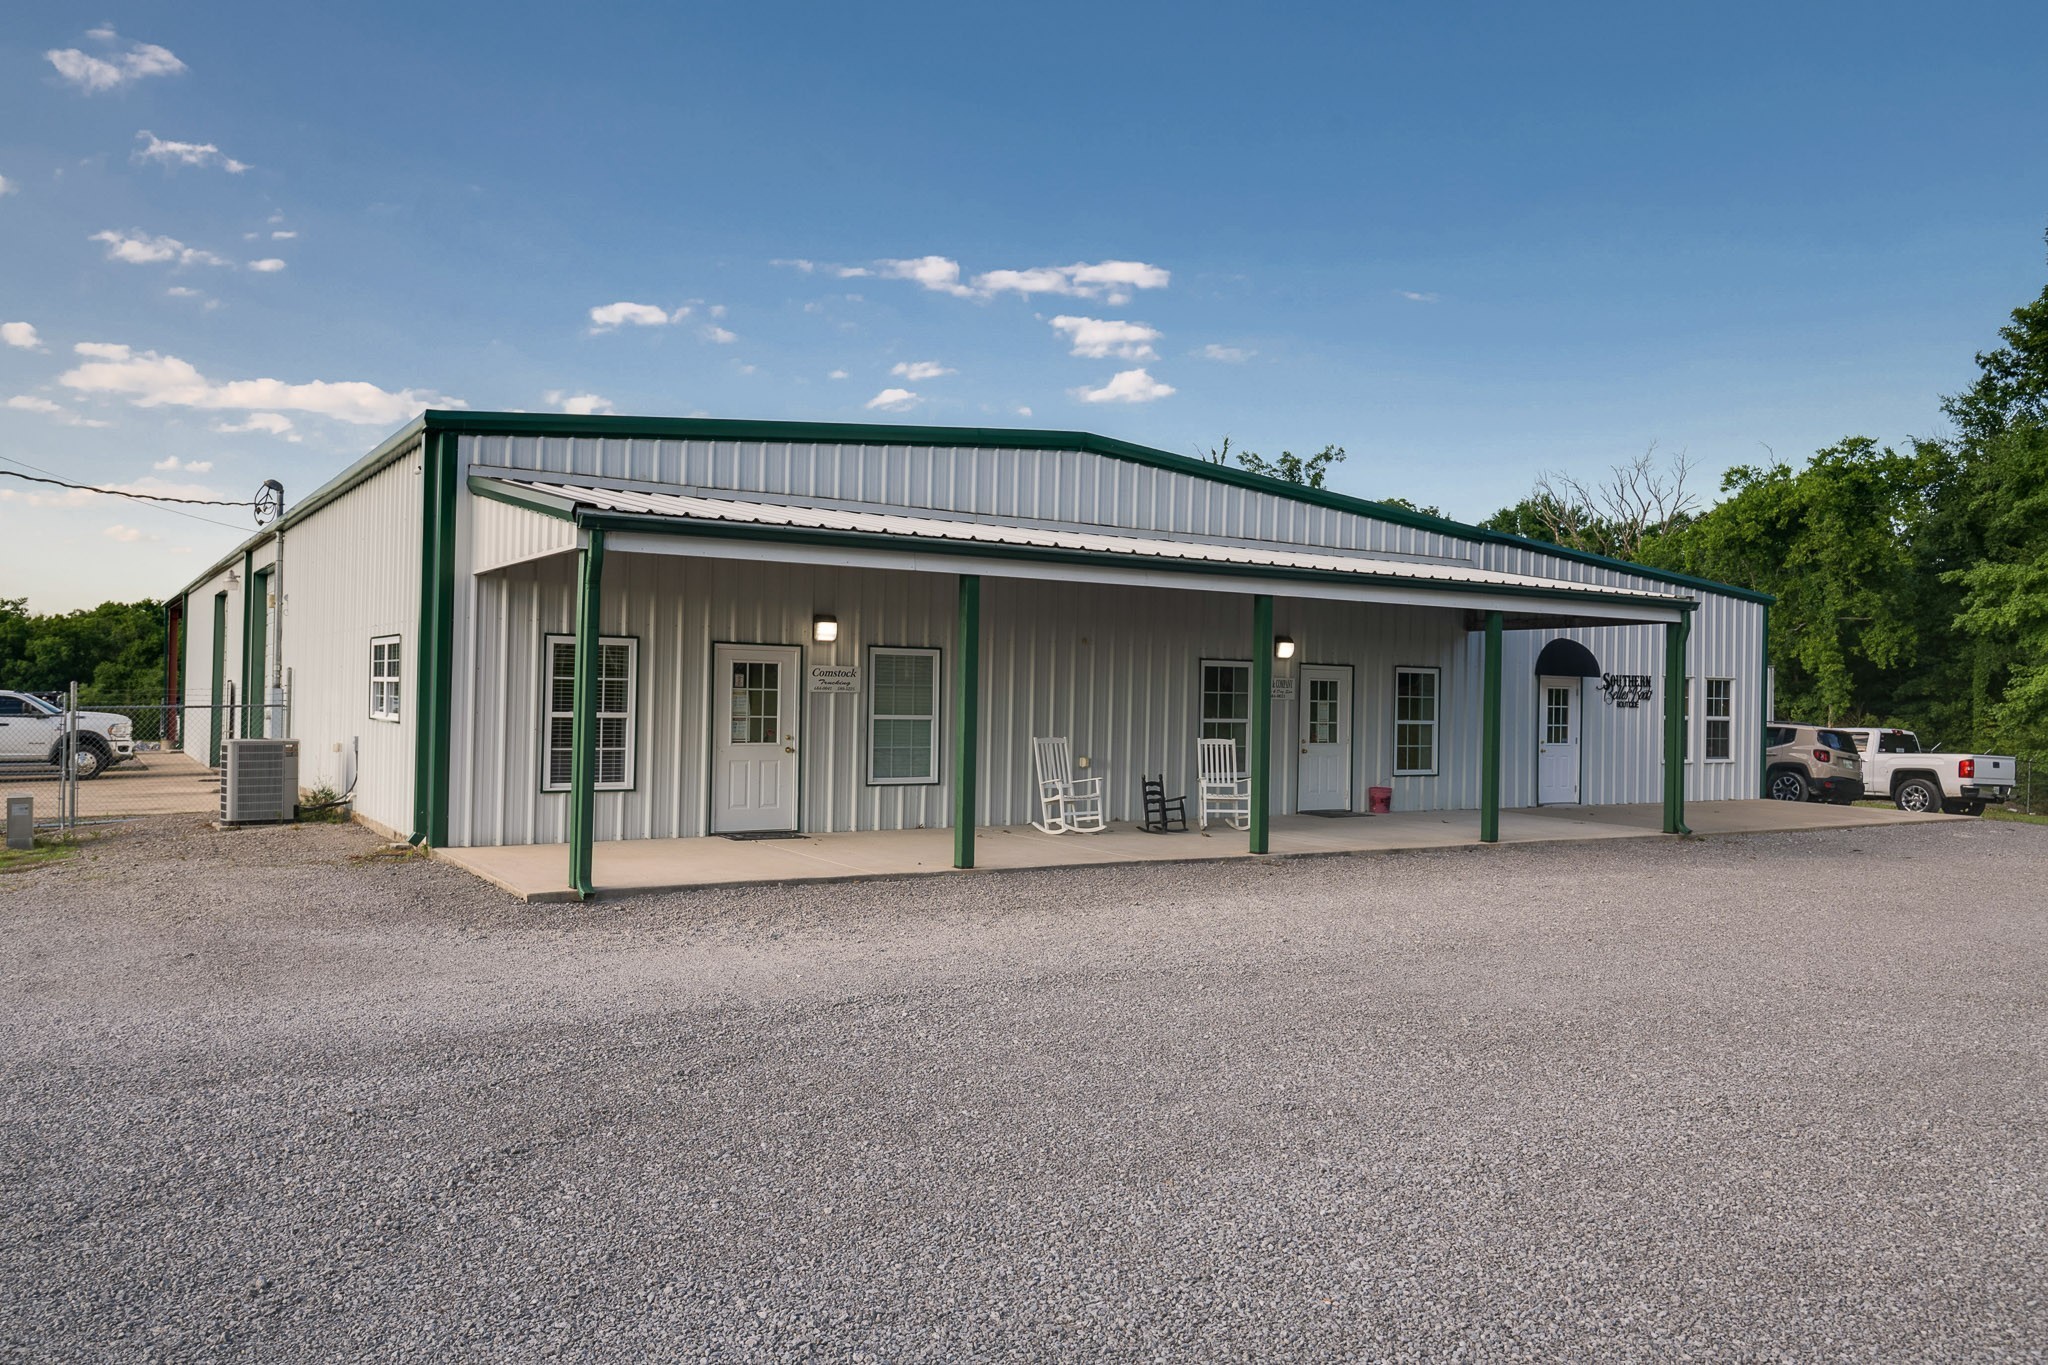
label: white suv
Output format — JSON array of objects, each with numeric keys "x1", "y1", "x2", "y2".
[{"x1": 0, "y1": 690, "x2": 136, "y2": 779}]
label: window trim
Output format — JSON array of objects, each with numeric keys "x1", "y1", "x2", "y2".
[
  {"x1": 864, "y1": 645, "x2": 943, "y2": 787},
  {"x1": 1392, "y1": 665, "x2": 1441, "y2": 777},
  {"x1": 540, "y1": 633, "x2": 639, "y2": 794},
  {"x1": 368, "y1": 634, "x2": 402, "y2": 722},
  {"x1": 1199, "y1": 657, "x2": 1254, "y2": 772},
  {"x1": 1703, "y1": 676, "x2": 1734, "y2": 763},
  {"x1": 1682, "y1": 675, "x2": 1692, "y2": 764}
]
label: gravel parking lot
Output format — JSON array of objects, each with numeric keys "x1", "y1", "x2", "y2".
[{"x1": 3, "y1": 817, "x2": 2044, "y2": 1362}]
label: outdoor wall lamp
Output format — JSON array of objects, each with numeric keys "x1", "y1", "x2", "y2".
[
  {"x1": 813, "y1": 614, "x2": 839, "y2": 643},
  {"x1": 1274, "y1": 636, "x2": 1296, "y2": 659}
]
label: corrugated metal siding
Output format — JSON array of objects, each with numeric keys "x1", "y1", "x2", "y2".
[
  {"x1": 177, "y1": 565, "x2": 237, "y2": 762},
  {"x1": 460, "y1": 435, "x2": 1475, "y2": 560},
  {"x1": 264, "y1": 444, "x2": 424, "y2": 833},
  {"x1": 472, "y1": 492, "x2": 576, "y2": 572},
  {"x1": 454, "y1": 551, "x2": 1535, "y2": 847}
]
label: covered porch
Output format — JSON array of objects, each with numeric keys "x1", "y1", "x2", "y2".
[{"x1": 437, "y1": 800, "x2": 1949, "y2": 902}]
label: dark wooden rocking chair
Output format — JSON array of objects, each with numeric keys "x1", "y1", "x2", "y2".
[{"x1": 1139, "y1": 774, "x2": 1189, "y2": 833}]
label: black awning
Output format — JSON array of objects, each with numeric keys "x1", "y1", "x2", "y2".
[{"x1": 1535, "y1": 638, "x2": 1602, "y2": 677}]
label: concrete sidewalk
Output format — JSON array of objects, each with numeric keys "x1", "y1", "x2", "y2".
[{"x1": 435, "y1": 798, "x2": 1951, "y2": 901}]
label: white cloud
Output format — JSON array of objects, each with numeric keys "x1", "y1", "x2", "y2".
[
  {"x1": 6, "y1": 394, "x2": 110, "y2": 427},
  {"x1": 700, "y1": 325, "x2": 737, "y2": 344},
  {"x1": 827, "y1": 369, "x2": 849, "y2": 380},
  {"x1": 708, "y1": 304, "x2": 728, "y2": 319},
  {"x1": 247, "y1": 258, "x2": 287, "y2": 273},
  {"x1": 544, "y1": 389, "x2": 614, "y2": 415},
  {"x1": 771, "y1": 258, "x2": 817, "y2": 273},
  {"x1": 2, "y1": 322, "x2": 44, "y2": 351},
  {"x1": 890, "y1": 360, "x2": 955, "y2": 381},
  {"x1": 271, "y1": 230, "x2": 297, "y2": 240},
  {"x1": 1201, "y1": 344, "x2": 1254, "y2": 363},
  {"x1": 60, "y1": 342, "x2": 462, "y2": 426},
  {"x1": 586, "y1": 301, "x2": 685, "y2": 333},
  {"x1": 46, "y1": 32, "x2": 186, "y2": 94},
  {"x1": 1015, "y1": 406, "x2": 1033, "y2": 418},
  {"x1": 1396, "y1": 291, "x2": 1440, "y2": 303},
  {"x1": 152, "y1": 455, "x2": 215, "y2": 472},
  {"x1": 1050, "y1": 316, "x2": 1160, "y2": 360},
  {"x1": 211, "y1": 414, "x2": 298, "y2": 440},
  {"x1": 91, "y1": 229, "x2": 230, "y2": 267},
  {"x1": 0, "y1": 174, "x2": 15, "y2": 198},
  {"x1": 865, "y1": 387, "x2": 919, "y2": 412},
  {"x1": 1073, "y1": 368, "x2": 1176, "y2": 404},
  {"x1": 103, "y1": 524, "x2": 153, "y2": 543},
  {"x1": 865, "y1": 256, "x2": 1171, "y2": 303},
  {"x1": 134, "y1": 131, "x2": 249, "y2": 174}
]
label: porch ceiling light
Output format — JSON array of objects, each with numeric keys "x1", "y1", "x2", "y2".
[
  {"x1": 1274, "y1": 636, "x2": 1296, "y2": 660},
  {"x1": 813, "y1": 614, "x2": 839, "y2": 643}
]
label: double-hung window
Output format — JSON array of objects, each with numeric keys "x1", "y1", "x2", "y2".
[
  {"x1": 1394, "y1": 667, "x2": 1439, "y2": 775},
  {"x1": 1704, "y1": 678, "x2": 1733, "y2": 761},
  {"x1": 369, "y1": 636, "x2": 401, "y2": 721},
  {"x1": 542, "y1": 635, "x2": 637, "y2": 791},
  {"x1": 868, "y1": 647, "x2": 940, "y2": 785},
  {"x1": 1200, "y1": 661, "x2": 1252, "y2": 771}
]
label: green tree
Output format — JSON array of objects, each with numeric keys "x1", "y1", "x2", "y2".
[
  {"x1": 0, "y1": 599, "x2": 166, "y2": 703},
  {"x1": 1201, "y1": 438, "x2": 1348, "y2": 489}
]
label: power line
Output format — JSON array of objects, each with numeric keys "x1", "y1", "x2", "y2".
[
  {"x1": 0, "y1": 454, "x2": 254, "y2": 533},
  {"x1": 0, "y1": 465, "x2": 256, "y2": 506}
]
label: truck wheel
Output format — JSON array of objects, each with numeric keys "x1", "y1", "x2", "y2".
[
  {"x1": 1767, "y1": 768, "x2": 1808, "y2": 802},
  {"x1": 1894, "y1": 776, "x2": 1941, "y2": 814},
  {"x1": 53, "y1": 736, "x2": 108, "y2": 780}
]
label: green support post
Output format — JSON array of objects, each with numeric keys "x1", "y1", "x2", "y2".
[
  {"x1": 1480, "y1": 610, "x2": 1503, "y2": 843},
  {"x1": 1663, "y1": 614, "x2": 1692, "y2": 835},
  {"x1": 952, "y1": 574, "x2": 981, "y2": 869},
  {"x1": 568, "y1": 529, "x2": 606, "y2": 899},
  {"x1": 238, "y1": 549, "x2": 257, "y2": 737},
  {"x1": 1250, "y1": 593, "x2": 1273, "y2": 853}
]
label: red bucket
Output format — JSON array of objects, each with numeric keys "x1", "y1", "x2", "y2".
[{"x1": 1368, "y1": 785, "x2": 1393, "y2": 814}]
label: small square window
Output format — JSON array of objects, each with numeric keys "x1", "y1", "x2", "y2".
[{"x1": 369, "y1": 635, "x2": 402, "y2": 721}]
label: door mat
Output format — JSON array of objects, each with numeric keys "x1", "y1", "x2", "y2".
[
  {"x1": 1302, "y1": 808, "x2": 1373, "y2": 818},
  {"x1": 719, "y1": 830, "x2": 809, "y2": 841}
]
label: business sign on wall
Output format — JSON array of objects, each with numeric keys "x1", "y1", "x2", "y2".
[
  {"x1": 809, "y1": 665, "x2": 860, "y2": 693},
  {"x1": 1598, "y1": 673, "x2": 1654, "y2": 708}
]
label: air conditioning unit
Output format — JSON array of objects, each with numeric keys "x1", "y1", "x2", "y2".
[{"x1": 221, "y1": 738, "x2": 299, "y2": 825}]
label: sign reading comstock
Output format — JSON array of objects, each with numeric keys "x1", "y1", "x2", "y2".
[
  {"x1": 1598, "y1": 673, "x2": 1654, "y2": 708},
  {"x1": 809, "y1": 665, "x2": 860, "y2": 693}
]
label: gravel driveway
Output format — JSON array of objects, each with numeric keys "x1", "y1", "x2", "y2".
[{"x1": 2, "y1": 817, "x2": 2044, "y2": 1362}]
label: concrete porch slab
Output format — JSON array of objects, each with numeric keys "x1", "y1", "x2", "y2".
[{"x1": 434, "y1": 799, "x2": 1954, "y2": 902}]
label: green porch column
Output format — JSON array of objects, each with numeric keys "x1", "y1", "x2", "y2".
[
  {"x1": 568, "y1": 529, "x2": 606, "y2": 899},
  {"x1": 1480, "y1": 609, "x2": 1503, "y2": 843},
  {"x1": 1250, "y1": 593, "x2": 1273, "y2": 853},
  {"x1": 1663, "y1": 613, "x2": 1692, "y2": 835},
  {"x1": 952, "y1": 574, "x2": 980, "y2": 869}
]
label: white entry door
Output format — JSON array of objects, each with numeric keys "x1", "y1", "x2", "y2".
[
  {"x1": 1296, "y1": 665, "x2": 1353, "y2": 812},
  {"x1": 712, "y1": 644, "x2": 801, "y2": 833},
  {"x1": 1537, "y1": 675, "x2": 1581, "y2": 805}
]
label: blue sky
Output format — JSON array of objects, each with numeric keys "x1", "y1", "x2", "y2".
[{"x1": 4, "y1": 2, "x2": 2046, "y2": 610}]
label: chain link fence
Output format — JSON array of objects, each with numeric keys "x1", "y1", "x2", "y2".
[{"x1": 2, "y1": 681, "x2": 292, "y2": 833}]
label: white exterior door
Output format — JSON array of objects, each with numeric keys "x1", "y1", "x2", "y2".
[
  {"x1": 1296, "y1": 665, "x2": 1353, "y2": 811},
  {"x1": 1537, "y1": 676, "x2": 1581, "y2": 805},
  {"x1": 712, "y1": 644, "x2": 800, "y2": 833}
]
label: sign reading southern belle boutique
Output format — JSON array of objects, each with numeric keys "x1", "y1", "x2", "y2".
[{"x1": 1598, "y1": 673, "x2": 1654, "y2": 708}]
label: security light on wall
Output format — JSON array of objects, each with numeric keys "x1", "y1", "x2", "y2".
[
  {"x1": 1274, "y1": 636, "x2": 1296, "y2": 659},
  {"x1": 813, "y1": 615, "x2": 839, "y2": 643}
]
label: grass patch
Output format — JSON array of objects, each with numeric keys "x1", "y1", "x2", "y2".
[
  {"x1": 297, "y1": 783, "x2": 351, "y2": 824},
  {"x1": 0, "y1": 837, "x2": 80, "y2": 874},
  {"x1": 1984, "y1": 807, "x2": 2048, "y2": 826}
]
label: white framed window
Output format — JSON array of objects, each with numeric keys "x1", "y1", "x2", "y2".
[
  {"x1": 1394, "y1": 666, "x2": 1439, "y2": 776},
  {"x1": 1200, "y1": 660, "x2": 1252, "y2": 771},
  {"x1": 868, "y1": 647, "x2": 941, "y2": 785},
  {"x1": 369, "y1": 636, "x2": 401, "y2": 721},
  {"x1": 542, "y1": 634, "x2": 637, "y2": 792},
  {"x1": 1704, "y1": 678, "x2": 1733, "y2": 761}
]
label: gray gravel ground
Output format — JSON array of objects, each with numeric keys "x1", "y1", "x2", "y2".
[{"x1": 2, "y1": 816, "x2": 2045, "y2": 1363}]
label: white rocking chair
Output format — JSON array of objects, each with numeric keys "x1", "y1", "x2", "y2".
[
  {"x1": 1198, "y1": 737, "x2": 1251, "y2": 831},
  {"x1": 1031, "y1": 736, "x2": 1105, "y2": 834}
]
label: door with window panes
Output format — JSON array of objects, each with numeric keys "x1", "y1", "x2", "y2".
[
  {"x1": 1536, "y1": 676, "x2": 1581, "y2": 804},
  {"x1": 712, "y1": 644, "x2": 800, "y2": 833},
  {"x1": 1296, "y1": 665, "x2": 1353, "y2": 811}
]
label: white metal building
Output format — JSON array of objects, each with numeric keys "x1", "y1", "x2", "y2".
[{"x1": 169, "y1": 413, "x2": 1770, "y2": 895}]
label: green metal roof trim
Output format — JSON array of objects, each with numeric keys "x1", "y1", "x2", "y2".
[{"x1": 175, "y1": 409, "x2": 1771, "y2": 607}]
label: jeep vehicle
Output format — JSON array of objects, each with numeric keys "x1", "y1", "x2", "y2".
[
  {"x1": 1764, "y1": 724, "x2": 1866, "y2": 803},
  {"x1": 0, "y1": 690, "x2": 135, "y2": 779},
  {"x1": 1838, "y1": 727, "x2": 2015, "y2": 816}
]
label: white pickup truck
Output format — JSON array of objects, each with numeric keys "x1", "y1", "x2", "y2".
[
  {"x1": 1839, "y1": 727, "x2": 2016, "y2": 816},
  {"x1": 0, "y1": 690, "x2": 136, "y2": 779}
]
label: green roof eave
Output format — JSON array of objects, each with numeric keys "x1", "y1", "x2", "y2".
[{"x1": 427, "y1": 410, "x2": 1772, "y2": 606}]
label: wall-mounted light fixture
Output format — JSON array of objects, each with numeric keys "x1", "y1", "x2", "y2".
[
  {"x1": 813, "y1": 614, "x2": 839, "y2": 643},
  {"x1": 226, "y1": 569, "x2": 241, "y2": 589},
  {"x1": 1274, "y1": 636, "x2": 1296, "y2": 660}
]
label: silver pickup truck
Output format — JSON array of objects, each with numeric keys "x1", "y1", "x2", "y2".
[
  {"x1": 0, "y1": 690, "x2": 136, "y2": 779},
  {"x1": 1839, "y1": 727, "x2": 2015, "y2": 816}
]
